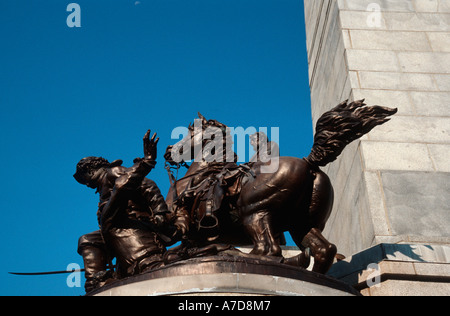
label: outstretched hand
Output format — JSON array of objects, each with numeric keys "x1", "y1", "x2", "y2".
[{"x1": 143, "y1": 130, "x2": 159, "y2": 161}]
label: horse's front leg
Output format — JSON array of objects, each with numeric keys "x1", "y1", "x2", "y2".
[{"x1": 242, "y1": 210, "x2": 282, "y2": 257}]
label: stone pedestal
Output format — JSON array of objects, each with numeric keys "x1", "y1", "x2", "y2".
[
  {"x1": 304, "y1": 0, "x2": 450, "y2": 295},
  {"x1": 88, "y1": 255, "x2": 359, "y2": 296},
  {"x1": 327, "y1": 243, "x2": 450, "y2": 296}
]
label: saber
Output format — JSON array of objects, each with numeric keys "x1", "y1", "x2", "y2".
[{"x1": 9, "y1": 269, "x2": 85, "y2": 276}]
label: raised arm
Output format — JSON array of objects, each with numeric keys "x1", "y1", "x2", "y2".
[
  {"x1": 120, "y1": 129, "x2": 159, "y2": 186},
  {"x1": 101, "y1": 130, "x2": 160, "y2": 230}
]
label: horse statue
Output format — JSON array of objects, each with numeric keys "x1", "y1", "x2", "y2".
[{"x1": 165, "y1": 100, "x2": 397, "y2": 274}]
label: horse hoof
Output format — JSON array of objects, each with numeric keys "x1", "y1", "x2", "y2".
[
  {"x1": 250, "y1": 246, "x2": 265, "y2": 256},
  {"x1": 267, "y1": 248, "x2": 282, "y2": 257}
]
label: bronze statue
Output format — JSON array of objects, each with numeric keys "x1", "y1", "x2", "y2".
[
  {"x1": 72, "y1": 100, "x2": 396, "y2": 293},
  {"x1": 10, "y1": 100, "x2": 397, "y2": 294},
  {"x1": 166, "y1": 100, "x2": 397, "y2": 274},
  {"x1": 74, "y1": 131, "x2": 176, "y2": 292}
]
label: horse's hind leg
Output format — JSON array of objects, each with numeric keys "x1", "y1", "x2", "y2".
[
  {"x1": 242, "y1": 211, "x2": 282, "y2": 257},
  {"x1": 302, "y1": 228, "x2": 337, "y2": 274},
  {"x1": 294, "y1": 169, "x2": 336, "y2": 273}
]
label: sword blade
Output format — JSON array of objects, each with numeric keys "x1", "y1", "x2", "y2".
[{"x1": 9, "y1": 269, "x2": 85, "y2": 276}]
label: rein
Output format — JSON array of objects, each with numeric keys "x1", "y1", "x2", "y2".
[{"x1": 165, "y1": 160, "x2": 189, "y2": 202}]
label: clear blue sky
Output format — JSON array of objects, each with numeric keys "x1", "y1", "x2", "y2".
[{"x1": 0, "y1": 0, "x2": 312, "y2": 295}]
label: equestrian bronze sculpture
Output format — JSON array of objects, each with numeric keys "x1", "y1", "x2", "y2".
[{"x1": 73, "y1": 100, "x2": 397, "y2": 292}]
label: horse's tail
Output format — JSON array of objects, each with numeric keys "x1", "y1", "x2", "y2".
[{"x1": 305, "y1": 99, "x2": 397, "y2": 168}]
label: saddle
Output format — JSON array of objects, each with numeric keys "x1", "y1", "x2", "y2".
[{"x1": 174, "y1": 163, "x2": 254, "y2": 240}]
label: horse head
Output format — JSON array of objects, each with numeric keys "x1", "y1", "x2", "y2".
[{"x1": 169, "y1": 113, "x2": 235, "y2": 165}]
